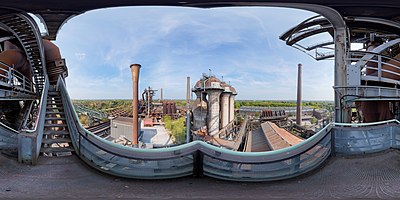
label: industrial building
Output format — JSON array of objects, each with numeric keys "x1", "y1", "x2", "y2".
[{"x1": 191, "y1": 74, "x2": 237, "y2": 138}]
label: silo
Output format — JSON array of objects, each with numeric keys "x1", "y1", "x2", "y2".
[
  {"x1": 220, "y1": 82, "x2": 232, "y2": 128},
  {"x1": 192, "y1": 79, "x2": 208, "y2": 131},
  {"x1": 229, "y1": 86, "x2": 237, "y2": 123},
  {"x1": 205, "y1": 77, "x2": 223, "y2": 136}
]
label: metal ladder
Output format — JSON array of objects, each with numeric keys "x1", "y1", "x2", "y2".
[{"x1": 41, "y1": 88, "x2": 74, "y2": 156}]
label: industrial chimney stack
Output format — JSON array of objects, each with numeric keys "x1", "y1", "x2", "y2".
[
  {"x1": 186, "y1": 77, "x2": 191, "y2": 143},
  {"x1": 296, "y1": 63, "x2": 302, "y2": 126},
  {"x1": 130, "y1": 64, "x2": 141, "y2": 146}
]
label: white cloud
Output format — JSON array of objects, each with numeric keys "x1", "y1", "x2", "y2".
[{"x1": 56, "y1": 6, "x2": 333, "y2": 100}]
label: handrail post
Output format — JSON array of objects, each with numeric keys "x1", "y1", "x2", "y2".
[
  {"x1": 330, "y1": 125, "x2": 336, "y2": 157},
  {"x1": 378, "y1": 55, "x2": 382, "y2": 81},
  {"x1": 193, "y1": 150, "x2": 204, "y2": 177},
  {"x1": 7, "y1": 66, "x2": 12, "y2": 85}
]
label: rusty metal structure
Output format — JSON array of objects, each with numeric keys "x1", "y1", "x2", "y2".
[
  {"x1": 130, "y1": 64, "x2": 141, "y2": 146},
  {"x1": 280, "y1": 13, "x2": 400, "y2": 123}
]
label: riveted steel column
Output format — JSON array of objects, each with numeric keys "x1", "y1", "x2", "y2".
[{"x1": 334, "y1": 27, "x2": 348, "y2": 123}]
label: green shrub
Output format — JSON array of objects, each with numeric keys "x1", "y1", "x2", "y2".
[{"x1": 163, "y1": 116, "x2": 186, "y2": 144}]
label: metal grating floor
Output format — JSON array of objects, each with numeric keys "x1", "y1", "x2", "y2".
[{"x1": 1, "y1": 150, "x2": 400, "y2": 199}]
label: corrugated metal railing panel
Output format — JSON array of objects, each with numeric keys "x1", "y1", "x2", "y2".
[
  {"x1": 334, "y1": 120, "x2": 400, "y2": 154},
  {"x1": 57, "y1": 76, "x2": 195, "y2": 179},
  {"x1": 58, "y1": 72, "x2": 334, "y2": 181},
  {"x1": 57, "y1": 75, "x2": 400, "y2": 181},
  {"x1": 203, "y1": 133, "x2": 331, "y2": 181},
  {"x1": 0, "y1": 123, "x2": 18, "y2": 150}
]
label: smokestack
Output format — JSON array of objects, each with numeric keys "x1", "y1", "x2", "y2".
[
  {"x1": 186, "y1": 76, "x2": 191, "y2": 143},
  {"x1": 186, "y1": 77, "x2": 190, "y2": 106},
  {"x1": 160, "y1": 88, "x2": 163, "y2": 101},
  {"x1": 130, "y1": 64, "x2": 141, "y2": 146},
  {"x1": 296, "y1": 63, "x2": 302, "y2": 126}
]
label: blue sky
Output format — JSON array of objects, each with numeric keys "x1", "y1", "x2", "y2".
[{"x1": 50, "y1": 6, "x2": 334, "y2": 100}]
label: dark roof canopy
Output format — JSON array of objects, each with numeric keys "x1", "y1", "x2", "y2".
[{"x1": 1, "y1": 0, "x2": 400, "y2": 39}]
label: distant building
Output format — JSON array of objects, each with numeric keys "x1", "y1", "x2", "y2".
[{"x1": 110, "y1": 117, "x2": 141, "y2": 142}]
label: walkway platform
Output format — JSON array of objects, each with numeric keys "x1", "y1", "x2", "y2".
[{"x1": 1, "y1": 150, "x2": 400, "y2": 199}]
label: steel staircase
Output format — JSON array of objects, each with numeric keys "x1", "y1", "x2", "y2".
[
  {"x1": 41, "y1": 87, "x2": 74, "y2": 156},
  {"x1": 0, "y1": 13, "x2": 46, "y2": 93}
]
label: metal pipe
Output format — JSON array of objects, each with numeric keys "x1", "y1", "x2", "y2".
[
  {"x1": 186, "y1": 76, "x2": 191, "y2": 143},
  {"x1": 146, "y1": 87, "x2": 150, "y2": 117},
  {"x1": 160, "y1": 88, "x2": 163, "y2": 101},
  {"x1": 130, "y1": 64, "x2": 141, "y2": 146},
  {"x1": 296, "y1": 63, "x2": 302, "y2": 126}
]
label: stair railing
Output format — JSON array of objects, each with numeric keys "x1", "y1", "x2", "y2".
[
  {"x1": 0, "y1": 61, "x2": 34, "y2": 94},
  {"x1": 17, "y1": 74, "x2": 48, "y2": 165},
  {"x1": 350, "y1": 38, "x2": 400, "y2": 84}
]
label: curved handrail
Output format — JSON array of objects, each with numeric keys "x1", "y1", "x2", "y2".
[
  {"x1": 57, "y1": 75, "x2": 334, "y2": 181},
  {"x1": 58, "y1": 72, "x2": 400, "y2": 181},
  {"x1": 354, "y1": 38, "x2": 400, "y2": 70},
  {"x1": 334, "y1": 119, "x2": 399, "y2": 127},
  {"x1": 58, "y1": 75, "x2": 332, "y2": 163},
  {"x1": 334, "y1": 119, "x2": 400, "y2": 155}
]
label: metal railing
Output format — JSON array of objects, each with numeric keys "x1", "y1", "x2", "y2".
[
  {"x1": 333, "y1": 85, "x2": 400, "y2": 100},
  {"x1": 334, "y1": 119, "x2": 400, "y2": 154},
  {"x1": 58, "y1": 75, "x2": 333, "y2": 181},
  {"x1": 17, "y1": 74, "x2": 49, "y2": 164},
  {"x1": 0, "y1": 61, "x2": 34, "y2": 94},
  {"x1": 349, "y1": 51, "x2": 400, "y2": 85},
  {"x1": 348, "y1": 38, "x2": 400, "y2": 85}
]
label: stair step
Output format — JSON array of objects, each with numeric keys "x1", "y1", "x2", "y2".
[
  {"x1": 48, "y1": 91, "x2": 60, "y2": 95},
  {"x1": 46, "y1": 106, "x2": 64, "y2": 110},
  {"x1": 44, "y1": 123, "x2": 67, "y2": 128},
  {"x1": 41, "y1": 147, "x2": 75, "y2": 154},
  {"x1": 46, "y1": 111, "x2": 64, "y2": 115},
  {"x1": 44, "y1": 130, "x2": 69, "y2": 136},
  {"x1": 47, "y1": 99, "x2": 62, "y2": 101},
  {"x1": 42, "y1": 138, "x2": 71, "y2": 144},
  {"x1": 45, "y1": 117, "x2": 66, "y2": 121},
  {"x1": 47, "y1": 102, "x2": 63, "y2": 106}
]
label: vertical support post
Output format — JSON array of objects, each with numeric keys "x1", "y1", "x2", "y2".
[
  {"x1": 330, "y1": 126, "x2": 336, "y2": 157},
  {"x1": 296, "y1": 63, "x2": 302, "y2": 126},
  {"x1": 8, "y1": 66, "x2": 12, "y2": 85},
  {"x1": 378, "y1": 55, "x2": 382, "y2": 81},
  {"x1": 186, "y1": 76, "x2": 191, "y2": 143},
  {"x1": 334, "y1": 27, "x2": 349, "y2": 123},
  {"x1": 193, "y1": 150, "x2": 204, "y2": 177},
  {"x1": 130, "y1": 64, "x2": 141, "y2": 147}
]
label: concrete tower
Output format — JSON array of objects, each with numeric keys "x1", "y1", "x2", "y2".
[
  {"x1": 220, "y1": 82, "x2": 232, "y2": 128},
  {"x1": 229, "y1": 86, "x2": 237, "y2": 123},
  {"x1": 192, "y1": 79, "x2": 208, "y2": 131},
  {"x1": 205, "y1": 77, "x2": 223, "y2": 136}
]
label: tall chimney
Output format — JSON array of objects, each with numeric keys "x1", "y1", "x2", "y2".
[
  {"x1": 130, "y1": 64, "x2": 141, "y2": 146},
  {"x1": 296, "y1": 63, "x2": 302, "y2": 126},
  {"x1": 186, "y1": 77, "x2": 191, "y2": 106},
  {"x1": 186, "y1": 76, "x2": 191, "y2": 143},
  {"x1": 160, "y1": 88, "x2": 163, "y2": 101}
]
